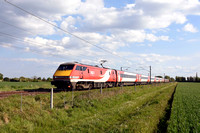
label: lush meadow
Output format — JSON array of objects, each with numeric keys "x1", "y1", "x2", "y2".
[
  {"x1": 0, "y1": 83, "x2": 176, "y2": 132},
  {"x1": 168, "y1": 82, "x2": 200, "y2": 132}
]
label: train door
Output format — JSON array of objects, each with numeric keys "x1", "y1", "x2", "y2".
[{"x1": 76, "y1": 65, "x2": 83, "y2": 79}]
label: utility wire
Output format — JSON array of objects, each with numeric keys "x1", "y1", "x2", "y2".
[
  {"x1": 0, "y1": 32, "x2": 39, "y2": 45},
  {"x1": 4, "y1": 0, "x2": 130, "y2": 61},
  {"x1": 0, "y1": 32, "x2": 98, "y2": 62},
  {"x1": 0, "y1": 23, "x2": 113, "y2": 67},
  {"x1": 0, "y1": 19, "x2": 35, "y2": 35},
  {"x1": 0, "y1": 42, "x2": 93, "y2": 63},
  {"x1": 3, "y1": 0, "x2": 152, "y2": 71}
]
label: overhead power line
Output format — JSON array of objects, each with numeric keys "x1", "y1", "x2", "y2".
[
  {"x1": 0, "y1": 19, "x2": 35, "y2": 35},
  {"x1": 0, "y1": 42, "x2": 94, "y2": 63},
  {"x1": 3, "y1": 0, "x2": 152, "y2": 72},
  {"x1": 0, "y1": 32, "x2": 99, "y2": 62},
  {"x1": 4, "y1": 0, "x2": 130, "y2": 61}
]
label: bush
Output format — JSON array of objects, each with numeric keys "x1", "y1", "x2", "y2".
[
  {"x1": 0, "y1": 73, "x2": 3, "y2": 80},
  {"x1": 3, "y1": 77, "x2": 10, "y2": 82}
]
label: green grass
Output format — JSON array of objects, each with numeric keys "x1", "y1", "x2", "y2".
[
  {"x1": 0, "y1": 83, "x2": 176, "y2": 132},
  {"x1": 168, "y1": 82, "x2": 200, "y2": 133},
  {"x1": 0, "y1": 82, "x2": 54, "y2": 91}
]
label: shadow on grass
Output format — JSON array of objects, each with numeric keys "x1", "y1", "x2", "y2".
[{"x1": 156, "y1": 84, "x2": 177, "y2": 133}]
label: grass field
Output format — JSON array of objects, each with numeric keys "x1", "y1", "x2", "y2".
[
  {"x1": 167, "y1": 82, "x2": 200, "y2": 132},
  {"x1": 0, "y1": 82, "x2": 54, "y2": 91},
  {"x1": 0, "y1": 83, "x2": 176, "y2": 132}
]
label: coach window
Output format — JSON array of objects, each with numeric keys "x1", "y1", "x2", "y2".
[
  {"x1": 88, "y1": 69, "x2": 90, "y2": 73},
  {"x1": 100, "y1": 70, "x2": 102, "y2": 75},
  {"x1": 109, "y1": 72, "x2": 110, "y2": 75}
]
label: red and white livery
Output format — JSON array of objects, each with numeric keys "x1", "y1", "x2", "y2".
[{"x1": 51, "y1": 62, "x2": 169, "y2": 89}]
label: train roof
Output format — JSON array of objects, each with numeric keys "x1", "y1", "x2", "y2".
[
  {"x1": 59, "y1": 62, "x2": 154, "y2": 77},
  {"x1": 60, "y1": 62, "x2": 110, "y2": 69}
]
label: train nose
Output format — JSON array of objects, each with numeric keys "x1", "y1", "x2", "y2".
[{"x1": 54, "y1": 70, "x2": 72, "y2": 76}]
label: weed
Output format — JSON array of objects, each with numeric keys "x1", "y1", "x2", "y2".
[{"x1": 0, "y1": 83, "x2": 176, "y2": 132}]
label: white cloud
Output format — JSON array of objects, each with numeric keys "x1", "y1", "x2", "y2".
[
  {"x1": 112, "y1": 30, "x2": 170, "y2": 43},
  {"x1": 136, "y1": 43, "x2": 145, "y2": 47},
  {"x1": 78, "y1": 0, "x2": 200, "y2": 31},
  {"x1": 147, "y1": 44, "x2": 152, "y2": 47},
  {"x1": 187, "y1": 39, "x2": 198, "y2": 42},
  {"x1": 15, "y1": 58, "x2": 46, "y2": 63},
  {"x1": 0, "y1": 43, "x2": 12, "y2": 48},
  {"x1": 183, "y1": 23, "x2": 198, "y2": 33},
  {"x1": 2, "y1": 0, "x2": 200, "y2": 78},
  {"x1": 60, "y1": 16, "x2": 77, "y2": 32},
  {"x1": 136, "y1": 43, "x2": 152, "y2": 47}
]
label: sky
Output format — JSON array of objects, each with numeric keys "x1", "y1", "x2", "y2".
[{"x1": 1, "y1": 0, "x2": 200, "y2": 78}]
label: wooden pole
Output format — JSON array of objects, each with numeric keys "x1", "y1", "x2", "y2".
[
  {"x1": 20, "y1": 93, "x2": 22, "y2": 112},
  {"x1": 134, "y1": 83, "x2": 136, "y2": 91},
  {"x1": 100, "y1": 83, "x2": 102, "y2": 94},
  {"x1": 72, "y1": 88, "x2": 74, "y2": 107},
  {"x1": 50, "y1": 88, "x2": 53, "y2": 109}
]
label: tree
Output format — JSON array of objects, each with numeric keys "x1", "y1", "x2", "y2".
[
  {"x1": 176, "y1": 76, "x2": 186, "y2": 82},
  {"x1": 47, "y1": 77, "x2": 52, "y2": 82},
  {"x1": 3, "y1": 77, "x2": 10, "y2": 82},
  {"x1": 32, "y1": 76, "x2": 38, "y2": 82},
  {"x1": 170, "y1": 77, "x2": 175, "y2": 82},
  {"x1": 42, "y1": 77, "x2": 46, "y2": 81},
  {"x1": 156, "y1": 76, "x2": 163, "y2": 78},
  {"x1": 10, "y1": 78, "x2": 20, "y2": 82},
  {"x1": 19, "y1": 76, "x2": 26, "y2": 82},
  {"x1": 187, "y1": 76, "x2": 195, "y2": 82},
  {"x1": 0, "y1": 73, "x2": 3, "y2": 80},
  {"x1": 164, "y1": 75, "x2": 170, "y2": 80},
  {"x1": 37, "y1": 77, "x2": 41, "y2": 82}
]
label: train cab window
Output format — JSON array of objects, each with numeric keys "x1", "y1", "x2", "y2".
[
  {"x1": 83, "y1": 67, "x2": 87, "y2": 71},
  {"x1": 76, "y1": 66, "x2": 87, "y2": 71},
  {"x1": 58, "y1": 65, "x2": 74, "y2": 70},
  {"x1": 76, "y1": 66, "x2": 82, "y2": 71},
  {"x1": 76, "y1": 66, "x2": 80, "y2": 70}
]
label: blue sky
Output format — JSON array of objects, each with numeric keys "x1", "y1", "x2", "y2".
[{"x1": 1, "y1": 0, "x2": 200, "y2": 78}]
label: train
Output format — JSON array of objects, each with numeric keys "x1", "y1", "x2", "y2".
[{"x1": 51, "y1": 62, "x2": 169, "y2": 90}]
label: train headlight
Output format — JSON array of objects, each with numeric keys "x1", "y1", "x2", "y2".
[
  {"x1": 53, "y1": 76, "x2": 69, "y2": 79},
  {"x1": 70, "y1": 76, "x2": 79, "y2": 79}
]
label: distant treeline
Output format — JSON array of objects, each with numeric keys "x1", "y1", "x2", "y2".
[
  {"x1": 0, "y1": 73, "x2": 52, "y2": 82},
  {"x1": 175, "y1": 76, "x2": 200, "y2": 82}
]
